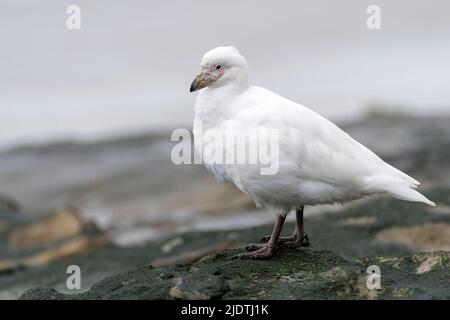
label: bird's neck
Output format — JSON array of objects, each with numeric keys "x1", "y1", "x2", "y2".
[
  {"x1": 213, "y1": 71, "x2": 249, "y2": 96},
  {"x1": 196, "y1": 81, "x2": 249, "y2": 125}
]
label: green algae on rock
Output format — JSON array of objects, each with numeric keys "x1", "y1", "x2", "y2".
[{"x1": 20, "y1": 248, "x2": 450, "y2": 300}]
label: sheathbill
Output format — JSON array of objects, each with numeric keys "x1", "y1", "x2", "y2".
[{"x1": 189, "y1": 46, "x2": 435, "y2": 259}]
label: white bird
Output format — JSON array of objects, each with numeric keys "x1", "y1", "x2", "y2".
[{"x1": 190, "y1": 46, "x2": 436, "y2": 259}]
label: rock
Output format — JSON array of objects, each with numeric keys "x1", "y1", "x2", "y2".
[
  {"x1": 375, "y1": 222, "x2": 450, "y2": 252},
  {"x1": 8, "y1": 209, "x2": 83, "y2": 249},
  {"x1": 169, "y1": 274, "x2": 230, "y2": 300},
  {"x1": 414, "y1": 252, "x2": 445, "y2": 274},
  {"x1": 20, "y1": 288, "x2": 66, "y2": 300},
  {"x1": 20, "y1": 235, "x2": 109, "y2": 267},
  {"x1": 0, "y1": 207, "x2": 109, "y2": 279},
  {"x1": 0, "y1": 235, "x2": 108, "y2": 272},
  {"x1": 19, "y1": 248, "x2": 450, "y2": 300},
  {"x1": 5, "y1": 186, "x2": 450, "y2": 300},
  {"x1": 151, "y1": 241, "x2": 238, "y2": 267}
]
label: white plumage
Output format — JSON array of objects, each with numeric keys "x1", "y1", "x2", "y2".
[{"x1": 190, "y1": 46, "x2": 435, "y2": 258}]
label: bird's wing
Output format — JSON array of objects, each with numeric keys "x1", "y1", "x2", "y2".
[{"x1": 229, "y1": 86, "x2": 435, "y2": 206}]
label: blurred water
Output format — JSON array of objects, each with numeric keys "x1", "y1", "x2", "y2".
[{"x1": 1, "y1": 0, "x2": 450, "y2": 150}]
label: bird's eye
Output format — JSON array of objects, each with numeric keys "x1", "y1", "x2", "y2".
[{"x1": 215, "y1": 64, "x2": 222, "y2": 70}]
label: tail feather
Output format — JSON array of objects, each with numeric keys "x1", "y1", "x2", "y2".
[
  {"x1": 365, "y1": 165, "x2": 435, "y2": 206},
  {"x1": 385, "y1": 186, "x2": 436, "y2": 206},
  {"x1": 388, "y1": 164, "x2": 421, "y2": 187}
]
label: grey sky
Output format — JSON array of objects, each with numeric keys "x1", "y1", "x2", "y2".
[{"x1": 1, "y1": 0, "x2": 449, "y2": 149}]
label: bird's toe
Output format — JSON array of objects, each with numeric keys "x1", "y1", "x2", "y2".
[
  {"x1": 279, "y1": 233, "x2": 310, "y2": 248},
  {"x1": 236, "y1": 244, "x2": 276, "y2": 260},
  {"x1": 245, "y1": 243, "x2": 266, "y2": 251}
]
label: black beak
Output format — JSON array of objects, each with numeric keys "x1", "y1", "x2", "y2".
[{"x1": 189, "y1": 77, "x2": 199, "y2": 92}]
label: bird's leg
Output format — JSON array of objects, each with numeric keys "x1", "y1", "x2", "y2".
[
  {"x1": 237, "y1": 215, "x2": 286, "y2": 259},
  {"x1": 281, "y1": 207, "x2": 310, "y2": 248},
  {"x1": 259, "y1": 207, "x2": 310, "y2": 247}
]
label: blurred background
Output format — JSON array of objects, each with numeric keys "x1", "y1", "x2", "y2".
[{"x1": 1, "y1": 0, "x2": 450, "y2": 298}]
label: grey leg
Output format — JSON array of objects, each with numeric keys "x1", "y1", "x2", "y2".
[
  {"x1": 282, "y1": 207, "x2": 309, "y2": 247},
  {"x1": 259, "y1": 206, "x2": 309, "y2": 247},
  {"x1": 236, "y1": 215, "x2": 286, "y2": 259}
]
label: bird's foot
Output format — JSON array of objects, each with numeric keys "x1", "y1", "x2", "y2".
[
  {"x1": 235, "y1": 243, "x2": 277, "y2": 260},
  {"x1": 260, "y1": 233, "x2": 310, "y2": 247},
  {"x1": 280, "y1": 233, "x2": 310, "y2": 248},
  {"x1": 259, "y1": 234, "x2": 295, "y2": 244}
]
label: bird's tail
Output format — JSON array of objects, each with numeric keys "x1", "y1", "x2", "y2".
[
  {"x1": 385, "y1": 185, "x2": 436, "y2": 206},
  {"x1": 365, "y1": 169, "x2": 436, "y2": 206}
]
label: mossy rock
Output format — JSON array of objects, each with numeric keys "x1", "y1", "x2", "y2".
[{"x1": 20, "y1": 248, "x2": 450, "y2": 300}]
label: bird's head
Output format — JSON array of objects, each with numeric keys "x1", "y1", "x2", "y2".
[{"x1": 190, "y1": 46, "x2": 249, "y2": 92}]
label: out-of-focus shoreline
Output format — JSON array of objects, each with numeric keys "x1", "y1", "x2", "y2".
[
  {"x1": 0, "y1": 112, "x2": 449, "y2": 247},
  {"x1": 1, "y1": 106, "x2": 448, "y2": 155}
]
